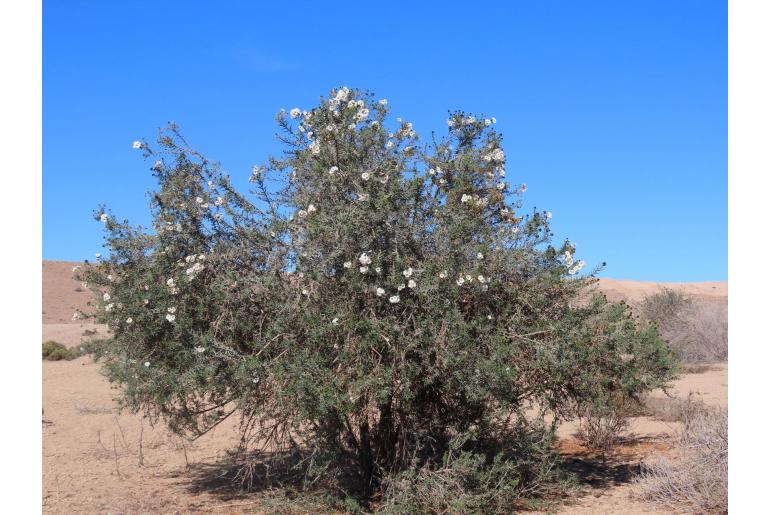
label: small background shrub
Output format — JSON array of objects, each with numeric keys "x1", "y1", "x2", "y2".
[
  {"x1": 42, "y1": 339, "x2": 107, "y2": 361},
  {"x1": 42, "y1": 340, "x2": 76, "y2": 361},
  {"x1": 641, "y1": 288, "x2": 727, "y2": 364}
]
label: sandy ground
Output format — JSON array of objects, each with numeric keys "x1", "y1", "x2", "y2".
[{"x1": 42, "y1": 261, "x2": 728, "y2": 514}]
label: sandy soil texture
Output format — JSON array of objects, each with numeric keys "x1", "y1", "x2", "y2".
[{"x1": 41, "y1": 261, "x2": 728, "y2": 514}]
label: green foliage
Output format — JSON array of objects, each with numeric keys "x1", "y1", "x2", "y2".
[
  {"x1": 42, "y1": 340, "x2": 76, "y2": 361},
  {"x1": 42, "y1": 339, "x2": 107, "y2": 361},
  {"x1": 79, "y1": 88, "x2": 678, "y2": 510}
]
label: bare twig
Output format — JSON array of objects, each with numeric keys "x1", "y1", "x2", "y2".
[
  {"x1": 182, "y1": 441, "x2": 190, "y2": 469},
  {"x1": 114, "y1": 416, "x2": 130, "y2": 451},
  {"x1": 113, "y1": 433, "x2": 123, "y2": 479},
  {"x1": 138, "y1": 419, "x2": 144, "y2": 466}
]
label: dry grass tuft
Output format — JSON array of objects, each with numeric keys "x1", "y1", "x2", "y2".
[{"x1": 633, "y1": 402, "x2": 727, "y2": 513}]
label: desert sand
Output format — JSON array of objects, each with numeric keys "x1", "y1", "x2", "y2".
[{"x1": 42, "y1": 261, "x2": 728, "y2": 514}]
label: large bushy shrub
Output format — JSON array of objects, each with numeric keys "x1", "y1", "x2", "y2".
[{"x1": 79, "y1": 88, "x2": 677, "y2": 510}]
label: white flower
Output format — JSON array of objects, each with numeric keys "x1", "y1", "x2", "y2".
[
  {"x1": 379, "y1": 99, "x2": 388, "y2": 105},
  {"x1": 477, "y1": 275, "x2": 486, "y2": 283},
  {"x1": 476, "y1": 252, "x2": 484, "y2": 260},
  {"x1": 461, "y1": 194, "x2": 472, "y2": 203},
  {"x1": 107, "y1": 274, "x2": 114, "y2": 281},
  {"x1": 167, "y1": 306, "x2": 176, "y2": 314},
  {"x1": 309, "y1": 140, "x2": 321, "y2": 154},
  {"x1": 439, "y1": 270, "x2": 448, "y2": 279},
  {"x1": 95, "y1": 253, "x2": 101, "y2": 259},
  {"x1": 143, "y1": 298, "x2": 149, "y2": 305},
  {"x1": 126, "y1": 317, "x2": 133, "y2": 324},
  {"x1": 397, "y1": 283, "x2": 405, "y2": 291},
  {"x1": 564, "y1": 251, "x2": 574, "y2": 267},
  {"x1": 329, "y1": 166, "x2": 339, "y2": 175},
  {"x1": 378, "y1": 174, "x2": 389, "y2": 184},
  {"x1": 359, "y1": 253, "x2": 372, "y2": 265},
  {"x1": 100, "y1": 213, "x2": 108, "y2": 223},
  {"x1": 132, "y1": 140, "x2": 143, "y2": 149},
  {"x1": 389, "y1": 295, "x2": 400, "y2": 304},
  {"x1": 196, "y1": 196, "x2": 204, "y2": 204},
  {"x1": 103, "y1": 292, "x2": 110, "y2": 301},
  {"x1": 166, "y1": 278, "x2": 175, "y2": 287},
  {"x1": 375, "y1": 267, "x2": 382, "y2": 273},
  {"x1": 491, "y1": 117, "x2": 497, "y2": 124},
  {"x1": 165, "y1": 313, "x2": 176, "y2": 322},
  {"x1": 428, "y1": 168, "x2": 436, "y2": 175},
  {"x1": 465, "y1": 274, "x2": 473, "y2": 282},
  {"x1": 72, "y1": 312, "x2": 81, "y2": 321},
  {"x1": 408, "y1": 279, "x2": 416, "y2": 289},
  {"x1": 361, "y1": 172, "x2": 370, "y2": 181},
  {"x1": 497, "y1": 182, "x2": 506, "y2": 191},
  {"x1": 402, "y1": 267, "x2": 414, "y2": 278},
  {"x1": 568, "y1": 261, "x2": 586, "y2": 275},
  {"x1": 144, "y1": 361, "x2": 150, "y2": 367},
  {"x1": 466, "y1": 116, "x2": 476, "y2": 124},
  {"x1": 290, "y1": 108, "x2": 301, "y2": 119},
  {"x1": 376, "y1": 287, "x2": 385, "y2": 296},
  {"x1": 439, "y1": 178, "x2": 446, "y2": 185},
  {"x1": 483, "y1": 148, "x2": 505, "y2": 163},
  {"x1": 456, "y1": 277, "x2": 465, "y2": 286},
  {"x1": 105, "y1": 303, "x2": 114, "y2": 311},
  {"x1": 355, "y1": 108, "x2": 369, "y2": 121},
  {"x1": 301, "y1": 288, "x2": 309, "y2": 296},
  {"x1": 194, "y1": 346, "x2": 206, "y2": 353},
  {"x1": 357, "y1": 193, "x2": 370, "y2": 201},
  {"x1": 484, "y1": 119, "x2": 491, "y2": 126},
  {"x1": 215, "y1": 196, "x2": 224, "y2": 207},
  {"x1": 487, "y1": 314, "x2": 493, "y2": 320},
  {"x1": 326, "y1": 124, "x2": 336, "y2": 132},
  {"x1": 359, "y1": 266, "x2": 369, "y2": 273},
  {"x1": 72, "y1": 265, "x2": 81, "y2": 272},
  {"x1": 447, "y1": 119, "x2": 455, "y2": 127},
  {"x1": 386, "y1": 141, "x2": 394, "y2": 149},
  {"x1": 546, "y1": 211, "x2": 552, "y2": 219},
  {"x1": 307, "y1": 204, "x2": 317, "y2": 214},
  {"x1": 343, "y1": 261, "x2": 352, "y2": 269},
  {"x1": 332, "y1": 317, "x2": 340, "y2": 325},
  {"x1": 298, "y1": 209, "x2": 308, "y2": 218}
]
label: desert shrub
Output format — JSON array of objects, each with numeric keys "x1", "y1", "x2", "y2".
[
  {"x1": 641, "y1": 289, "x2": 727, "y2": 364},
  {"x1": 78, "y1": 88, "x2": 677, "y2": 510},
  {"x1": 574, "y1": 402, "x2": 632, "y2": 455},
  {"x1": 644, "y1": 392, "x2": 710, "y2": 425},
  {"x1": 634, "y1": 404, "x2": 727, "y2": 513},
  {"x1": 42, "y1": 339, "x2": 107, "y2": 361},
  {"x1": 42, "y1": 340, "x2": 75, "y2": 360}
]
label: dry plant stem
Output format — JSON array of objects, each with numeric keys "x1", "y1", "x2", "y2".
[
  {"x1": 97, "y1": 429, "x2": 109, "y2": 452},
  {"x1": 138, "y1": 418, "x2": 144, "y2": 466},
  {"x1": 113, "y1": 433, "x2": 122, "y2": 479},
  {"x1": 114, "y1": 415, "x2": 130, "y2": 450}
]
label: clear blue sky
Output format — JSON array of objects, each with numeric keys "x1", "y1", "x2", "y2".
[{"x1": 43, "y1": 1, "x2": 726, "y2": 281}]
